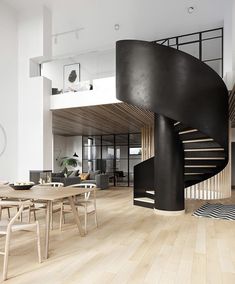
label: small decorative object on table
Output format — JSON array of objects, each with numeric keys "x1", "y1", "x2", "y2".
[{"x1": 9, "y1": 182, "x2": 35, "y2": 190}]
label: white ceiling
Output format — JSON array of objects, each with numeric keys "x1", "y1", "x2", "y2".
[{"x1": 5, "y1": 0, "x2": 227, "y2": 57}]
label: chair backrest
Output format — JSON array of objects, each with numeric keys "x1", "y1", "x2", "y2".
[
  {"x1": 75, "y1": 183, "x2": 96, "y2": 188},
  {"x1": 40, "y1": 182, "x2": 64, "y2": 188},
  {"x1": 70, "y1": 183, "x2": 96, "y2": 200},
  {"x1": 0, "y1": 200, "x2": 32, "y2": 229}
]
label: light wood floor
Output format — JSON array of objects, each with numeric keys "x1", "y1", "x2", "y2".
[{"x1": 0, "y1": 187, "x2": 235, "y2": 284}]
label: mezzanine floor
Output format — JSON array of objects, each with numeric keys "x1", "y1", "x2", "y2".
[{"x1": 0, "y1": 187, "x2": 235, "y2": 284}]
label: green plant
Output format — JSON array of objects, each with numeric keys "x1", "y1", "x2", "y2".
[{"x1": 58, "y1": 157, "x2": 80, "y2": 172}]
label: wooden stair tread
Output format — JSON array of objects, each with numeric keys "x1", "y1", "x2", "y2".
[
  {"x1": 146, "y1": 190, "x2": 154, "y2": 195},
  {"x1": 134, "y1": 197, "x2": 154, "y2": 204}
]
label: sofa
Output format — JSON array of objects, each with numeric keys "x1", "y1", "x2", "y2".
[
  {"x1": 51, "y1": 170, "x2": 109, "y2": 189},
  {"x1": 51, "y1": 169, "x2": 81, "y2": 186},
  {"x1": 81, "y1": 170, "x2": 109, "y2": 189},
  {"x1": 52, "y1": 176, "x2": 81, "y2": 186}
]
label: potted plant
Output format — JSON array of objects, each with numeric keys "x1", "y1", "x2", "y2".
[{"x1": 58, "y1": 157, "x2": 80, "y2": 177}]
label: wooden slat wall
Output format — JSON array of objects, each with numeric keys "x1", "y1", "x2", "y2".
[
  {"x1": 141, "y1": 126, "x2": 154, "y2": 161},
  {"x1": 53, "y1": 103, "x2": 154, "y2": 136},
  {"x1": 185, "y1": 123, "x2": 231, "y2": 200}
]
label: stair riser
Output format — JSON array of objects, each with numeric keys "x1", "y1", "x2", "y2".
[
  {"x1": 179, "y1": 132, "x2": 208, "y2": 141},
  {"x1": 133, "y1": 200, "x2": 154, "y2": 209},
  {"x1": 184, "y1": 160, "x2": 224, "y2": 166},
  {"x1": 174, "y1": 124, "x2": 191, "y2": 132},
  {"x1": 184, "y1": 175, "x2": 204, "y2": 181},
  {"x1": 183, "y1": 142, "x2": 221, "y2": 149},
  {"x1": 184, "y1": 151, "x2": 225, "y2": 158},
  {"x1": 184, "y1": 168, "x2": 216, "y2": 174}
]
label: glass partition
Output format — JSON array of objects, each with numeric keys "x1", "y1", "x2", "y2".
[{"x1": 82, "y1": 133, "x2": 141, "y2": 187}]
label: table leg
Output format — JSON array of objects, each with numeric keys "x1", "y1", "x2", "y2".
[
  {"x1": 68, "y1": 196, "x2": 84, "y2": 237},
  {"x1": 45, "y1": 200, "x2": 52, "y2": 259}
]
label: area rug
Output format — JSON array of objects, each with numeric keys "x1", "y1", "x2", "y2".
[{"x1": 192, "y1": 203, "x2": 235, "y2": 221}]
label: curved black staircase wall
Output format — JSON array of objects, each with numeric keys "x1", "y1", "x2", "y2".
[{"x1": 116, "y1": 40, "x2": 229, "y2": 212}]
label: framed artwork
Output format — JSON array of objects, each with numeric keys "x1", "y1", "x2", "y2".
[{"x1": 63, "y1": 63, "x2": 80, "y2": 92}]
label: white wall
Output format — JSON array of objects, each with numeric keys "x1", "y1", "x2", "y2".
[
  {"x1": 0, "y1": 2, "x2": 18, "y2": 182},
  {"x1": 17, "y1": 7, "x2": 53, "y2": 180},
  {"x1": 53, "y1": 135, "x2": 82, "y2": 172},
  {"x1": 224, "y1": 0, "x2": 233, "y2": 75},
  {"x1": 223, "y1": 0, "x2": 235, "y2": 90}
]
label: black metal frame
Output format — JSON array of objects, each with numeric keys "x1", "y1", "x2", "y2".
[
  {"x1": 82, "y1": 133, "x2": 141, "y2": 187},
  {"x1": 154, "y1": 27, "x2": 223, "y2": 77}
]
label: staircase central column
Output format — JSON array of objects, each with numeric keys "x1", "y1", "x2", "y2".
[{"x1": 154, "y1": 114, "x2": 185, "y2": 214}]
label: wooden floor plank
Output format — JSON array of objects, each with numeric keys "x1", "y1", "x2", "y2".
[{"x1": 0, "y1": 187, "x2": 235, "y2": 283}]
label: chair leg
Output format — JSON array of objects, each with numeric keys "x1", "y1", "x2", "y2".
[
  {"x1": 7, "y1": 208, "x2": 10, "y2": 219},
  {"x1": 17, "y1": 206, "x2": 20, "y2": 220},
  {"x1": 84, "y1": 205, "x2": 87, "y2": 235},
  {"x1": 0, "y1": 206, "x2": 2, "y2": 220},
  {"x1": 94, "y1": 200, "x2": 98, "y2": 228},
  {"x1": 33, "y1": 210, "x2": 36, "y2": 221},
  {"x1": 28, "y1": 209, "x2": 31, "y2": 223},
  {"x1": 36, "y1": 221, "x2": 42, "y2": 263},
  {"x1": 59, "y1": 204, "x2": 63, "y2": 231},
  {"x1": 94, "y1": 210, "x2": 98, "y2": 228},
  {"x1": 3, "y1": 232, "x2": 11, "y2": 281},
  {"x1": 50, "y1": 203, "x2": 53, "y2": 230}
]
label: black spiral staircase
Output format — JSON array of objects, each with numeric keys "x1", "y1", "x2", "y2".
[{"x1": 116, "y1": 40, "x2": 229, "y2": 213}]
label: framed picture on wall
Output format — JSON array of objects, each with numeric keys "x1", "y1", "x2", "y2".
[{"x1": 63, "y1": 63, "x2": 80, "y2": 92}]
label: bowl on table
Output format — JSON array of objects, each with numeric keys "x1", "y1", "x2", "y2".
[{"x1": 9, "y1": 182, "x2": 35, "y2": 190}]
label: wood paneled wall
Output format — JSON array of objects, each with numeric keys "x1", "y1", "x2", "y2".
[
  {"x1": 141, "y1": 126, "x2": 154, "y2": 161},
  {"x1": 53, "y1": 103, "x2": 154, "y2": 136}
]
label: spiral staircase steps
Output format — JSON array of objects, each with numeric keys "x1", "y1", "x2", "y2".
[
  {"x1": 183, "y1": 141, "x2": 221, "y2": 149},
  {"x1": 116, "y1": 40, "x2": 229, "y2": 211}
]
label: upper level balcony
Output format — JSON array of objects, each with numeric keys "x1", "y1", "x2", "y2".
[{"x1": 50, "y1": 76, "x2": 119, "y2": 110}]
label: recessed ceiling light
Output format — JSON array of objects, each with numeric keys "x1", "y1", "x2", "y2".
[
  {"x1": 114, "y1": 24, "x2": 120, "y2": 31},
  {"x1": 188, "y1": 6, "x2": 195, "y2": 14}
]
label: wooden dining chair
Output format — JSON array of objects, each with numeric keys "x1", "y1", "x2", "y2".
[
  {"x1": 40, "y1": 182, "x2": 64, "y2": 187},
  {"x1": 0, "y1": 182, "x2": 11, "y2": 220},
  {"x1": 29, "y1": 182, "x2": 64, "y2": 229},
  {"x1": 0, "y1": 200, "x2": 41, "y2": 281},
  {"x1": 59, "y1": 183, "x2": 98, "y2": 234}
]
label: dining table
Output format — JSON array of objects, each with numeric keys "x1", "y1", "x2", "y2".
[{"x1": 0, "y1": 185, "x2": 95, "y2": 259}]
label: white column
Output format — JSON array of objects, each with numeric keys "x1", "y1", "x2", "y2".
[
  {"x1": 0, "y1": 2, "x2": 18, "y2": 182},
  {"x1": 224, "y1": 0, "x2": 235, "y2": 89},
  {"x1": 18, "y1": 7, "x2": 52, "y2": 180}
]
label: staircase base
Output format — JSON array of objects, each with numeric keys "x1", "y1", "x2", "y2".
[
  {"x1": 134, "y1": 198, "x2": 154, "y2": 209},
  {"x1": 154, "y1": 208, "x2": 185, "y2": 216}
]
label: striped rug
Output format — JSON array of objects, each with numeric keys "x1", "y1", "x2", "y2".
[{"x1": 193, "y1": 203, "x2": 235, "y2": 221}]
